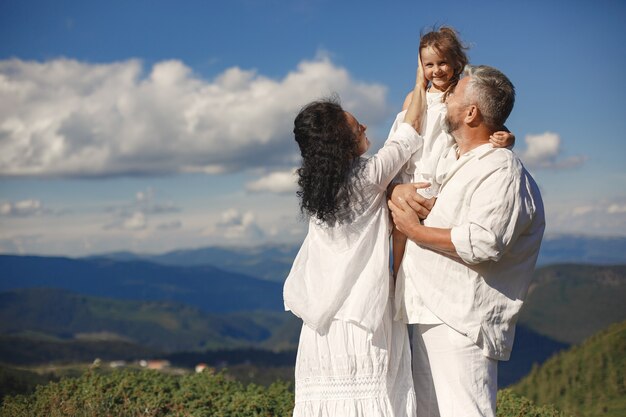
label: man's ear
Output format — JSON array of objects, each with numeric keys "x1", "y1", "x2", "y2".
[{"x1": 464, "y1": 104, "x2": 481, "y2": 126}]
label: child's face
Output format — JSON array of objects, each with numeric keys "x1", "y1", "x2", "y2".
[{"x1": 421, "y1": 46, "x2": 455, "y2": 93}]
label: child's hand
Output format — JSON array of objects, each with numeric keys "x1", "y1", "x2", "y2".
[
  {"x1": 417, "y1": 51, "x2": 428, "y2": 90},
  {"x1": 490, "y1": 131, "x2": 515, "y2": 149}
]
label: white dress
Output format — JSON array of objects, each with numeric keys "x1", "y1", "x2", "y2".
[
  {"x1": 293, "y1": 288, "x2": 415, "y2": 417},
  {"x1": 284, "y1": 123, "x2": 422, "y2": 417}
]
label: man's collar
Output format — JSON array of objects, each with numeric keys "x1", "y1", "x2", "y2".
[{"x1": 454, "y1": 143, "x2": 494, "y2": 159}]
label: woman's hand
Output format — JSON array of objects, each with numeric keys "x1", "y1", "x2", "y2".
[{"x1": 388, "y1": 182, "x2": 434, "y2": 220}]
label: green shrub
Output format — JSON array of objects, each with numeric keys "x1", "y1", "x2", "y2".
[
  {"x1": 1, "y1": 368, "x2": 567, "y2": 417},
  {"x1": 497, "y1": 389, "x2": 569, "y2": 417},
  {"x1": 0, "y1": 368, "x2": 294, "y2": 417}
]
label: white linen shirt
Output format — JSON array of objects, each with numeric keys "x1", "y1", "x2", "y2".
[
  {"x1": 283, "y1": 123, "x2": 423, "y2": 334},
  {"x1": 396, "y1": 143, "x2": 545, "y2": 360}
]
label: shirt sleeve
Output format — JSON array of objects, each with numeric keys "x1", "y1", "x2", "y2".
[
  {"x1": 450, "y1": 161, "x2": 536, "y2": 265},
  {"x1": 365, "y1": 122, "x2": 423, "y2": 189}
]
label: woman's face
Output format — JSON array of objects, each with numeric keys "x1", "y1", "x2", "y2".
[
  {"x1": 421, "y1": 46, "x2": 455, "y2": 93},
  {"x1": 345, "y1": 112, "x2": 370, "y2": 156}
]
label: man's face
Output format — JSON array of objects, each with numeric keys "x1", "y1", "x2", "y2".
[{"x1": 443, "y1": 76, "x2": 470, "y2": 137}]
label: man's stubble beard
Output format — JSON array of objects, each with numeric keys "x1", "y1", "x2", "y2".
[{"x1": 443, "y1": 113, "x2": 461, "y2": 137}]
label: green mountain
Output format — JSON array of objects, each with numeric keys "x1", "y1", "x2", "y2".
[
  {"x1": 0, "y1": 335, "x2": 157, "y2": 365},
  {"x1": 0, "y1": 288, "x2": 293, "y2": 358},
  {"x1": 518, "y1": 264, "x2": 626, "y2": 344},
  {"x1": 2, "y1": 255, "x2": 625, "y2": 390},
  {"x1": 511, "y1": 320, "x2": 626, "y2": 417}
]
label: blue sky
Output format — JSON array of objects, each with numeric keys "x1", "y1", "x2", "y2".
[{"x1": 1, "y1": 0, "x2": 625, "y2": 256}]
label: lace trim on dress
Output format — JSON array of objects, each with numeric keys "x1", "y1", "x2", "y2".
[{"x1": 295, "y1": 374, "x2": 386, "y2": 402}]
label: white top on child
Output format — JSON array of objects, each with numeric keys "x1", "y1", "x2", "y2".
[{"x1": 391, "y1": 91, "x2": 456, "y2": 197}]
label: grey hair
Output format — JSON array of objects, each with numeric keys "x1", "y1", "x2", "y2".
[{"x1": 463, "y1": 65, "x2": 515, "y2": 129}]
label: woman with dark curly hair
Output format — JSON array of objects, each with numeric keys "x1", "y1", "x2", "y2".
[{"x1": 283, "y1": 61, "x2": 427, "y2": 416}]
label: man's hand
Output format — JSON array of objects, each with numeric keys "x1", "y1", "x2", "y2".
[
  {"x1": 388, "y1": 182, "x2": 435, "y2": 220},
  {"x1": 389, "y1": 194, "x2": 457, "y2": 256},
  {"x1": 388, "y1": 195, "x2": 423, "y2": 237}
]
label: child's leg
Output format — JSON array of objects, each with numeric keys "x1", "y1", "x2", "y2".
[{"x1": 392, "y1": 226, "x2": 408, "y2": 279}]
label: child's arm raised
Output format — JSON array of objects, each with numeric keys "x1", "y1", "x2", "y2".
[{"x1": 402, "y1": 52, "x2": 428, "y2": 132}]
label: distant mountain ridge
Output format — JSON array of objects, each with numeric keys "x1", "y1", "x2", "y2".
[
  {"x1": 87, "y1": 244, "x2": 299, "y2": 282},
  {"x1": 83, "y1": 235, "x2": 626, "y2": 282},
  {"x1": 536, "y1": 235, "x2": 626, "y2": 266},
  {"x1": 0, "y1": 255, "x2": 283, "y2": 313}
]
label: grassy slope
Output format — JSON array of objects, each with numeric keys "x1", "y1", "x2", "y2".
[{"x1": 511, "y1": 320, "x2": 626, "y2": 417}]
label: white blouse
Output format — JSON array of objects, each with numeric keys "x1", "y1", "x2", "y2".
[{"x1": 284, "y1": 122, "x2": 423, "y2": 333}]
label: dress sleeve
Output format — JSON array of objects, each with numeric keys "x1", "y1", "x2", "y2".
[
  {"x1": 450, "y1": 161, "x2": 537, "y2": 265},
  {"x1": 365, "y1": 122, "x2": 423, "y2": 190}
]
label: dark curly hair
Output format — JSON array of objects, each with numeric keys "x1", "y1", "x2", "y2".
[{"x1": 293, "y1": 98, "x2": 361, "y2": 224}]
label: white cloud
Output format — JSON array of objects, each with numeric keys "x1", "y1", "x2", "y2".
[
  {"x1": 607, "y1": 204, "x2": 626, "y2": 214},
  {"x1": 0, "y1": 57, "x2": 388, "y2": 177},
  {"x1": 204, "y1": 209, "x2": 266, "y2": 242},
  {"x1": 105, "y1": 211, "x2": 147, "y2": 231},
  {"x1": 123, "y1": 212, "x2": 147, "y2": 230},
  {"x1": 246, "y1": 169, "x2": 298, "y2": 194},
  {"x1": 546, "y1": 198, "x2": 626, "y2": 236},
  {"x1": 0, "y1": 199, "x2": 45, "y2": 217},
  {"x1": 519, "y1": 132, "x2": 586, "y2": 169},
  {"x1": 0, "y1": 234, "x2": 43, "y2": 254},
  {"x1": 106, "y1": 187, "x2": 179, "y2": 215},
  {"x1": 104, "y1": 188, "x2": 179, "y2": 231},
  {"x1": 571, "y1": 205, "x2": 594, "y2": 217},
  {"x1": 133, "y1": 187, "x2": 179, "y2": 214}
]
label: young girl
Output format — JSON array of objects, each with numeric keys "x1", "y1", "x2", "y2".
[
  {"x1": 390, "y1": 27, "x2": 514, "y2": 285},
  {"x1": 283, "y1": 61, "x2": 429, "y2": 416}
]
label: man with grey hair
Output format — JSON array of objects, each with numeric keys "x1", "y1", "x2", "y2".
[{"x1": 388, "y1": 65, "x2": 545, "y2": 416}]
